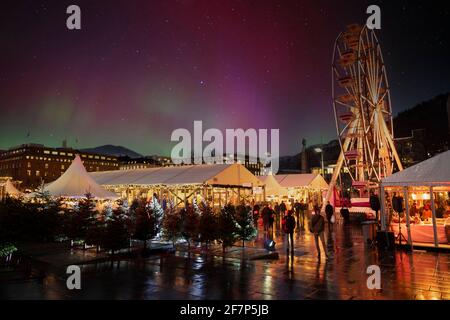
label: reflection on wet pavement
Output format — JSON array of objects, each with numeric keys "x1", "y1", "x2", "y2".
[{"x1": 1, "y1": 221, "x2": 449, "y2": 300}]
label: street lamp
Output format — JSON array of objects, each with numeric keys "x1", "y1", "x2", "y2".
[{"x1": 314, "y1": 147, "x2": 324, "y2": 176}]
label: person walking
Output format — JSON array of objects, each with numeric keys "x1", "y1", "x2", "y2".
[
  {"x1": 262, "y1": 204, "x2": 271, "y2": 233},
  {"x1": 253, "y1": 203, "x2": 260, "y2": 226},
  {"x1": 294, "y1": 199, "x2": 301, "y2": 230},
  {"x1": 299, "y1": 199, "x2": 306, "y2": 230},
  {"x1": 268, "y1": 205, "x2": 275, "y2": 238},
  {"x1": 310, "y1": 206, "x2": 329, "y2": 260},
  {"x1": 325, "y1": 201, "x2": 334, "y2": 232},
  {"x1": 280, "y1": 201, "x2": 287, "y2": 230},
  {"x1": 280, "y1": 201, "x2": 287, "y2": 215},
  {"x1": 274, "y1": 202, "x2": 280, "y2": 232},
  {"x1": 285, "y1": 210, "x2": 296, "y2": 252}
]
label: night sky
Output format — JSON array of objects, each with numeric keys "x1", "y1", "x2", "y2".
[{"x1": 0, "y1": 0, "x2": 449, "y2": 156}]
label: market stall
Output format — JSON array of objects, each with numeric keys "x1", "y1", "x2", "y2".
[
  {"x1": 272, "y1": 173, "x2": 329, "y2": 206},
  {"x1": 39, "y1": 155, "x2": 118, "y2": 200},
  {"x1": 90, "y1": 163, "x2": 264, "y2": 207},
  {"x1": 258, "y1": 174, "x2": 287, "y2": 202},
  {"x1": 380, "y1": 150, "x2": 450, "y2": 249},
  {"x1": 0, "y1": 179, "x2": 23, "y2": 199}
]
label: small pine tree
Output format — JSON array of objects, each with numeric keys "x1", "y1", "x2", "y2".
[
  {"x1": 68, "y1": 193, "x2": 96, "y2": 248},
  {"x1": 102, "y1": 208, "x2": 130, "y2": 256},
  {"x1": 180, "y1": 204, "x2": 199, "y2": 249},
  {"x1": 198, "y1": 202, "x2": 219, "y2": 248},
  {"x1": 133, "y1": 199, "x2": 156, "y2": 249},
  {"x1": 162, "y1": 203, "x2": 182, "y2": 247},
  {"x1": 149, "y1": 197, "x2": 164, "y2": 239},
  {"x1": 85, "y1": 210, "x2": 105, "y2": 253},
  {"x1": 234, "y1": 204, "x2": 257, "y2": 247},
  {"x1": 218, "y1": 204, "x2": 239, "y2": 253}
]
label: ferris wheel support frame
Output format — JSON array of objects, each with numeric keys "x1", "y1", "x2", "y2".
[{"x1": 322, "y1": 25, "x2": 403, "y2": 210}]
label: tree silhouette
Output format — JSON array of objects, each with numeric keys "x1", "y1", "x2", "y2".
[
  {"x1": 198, "y1": 202, "x2": 219, "y2": 248},
  {"x1": 234, "y1": 204, "x2": 257, "y2": 247},
  {"x1": 218, "y1": 204, "x2": 238, "y2": 253}
]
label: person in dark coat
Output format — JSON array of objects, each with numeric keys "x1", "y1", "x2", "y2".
[
  {"x1": 268, "y1": 206, "x2": 275, "y2": 236},
  {"x1": 310, "y1": 207, "x2": 329, "y2": 259},
  {"x1": 253, "y1": 203, "x2": 260, "y2": 226},
  {"x1": 325, "y1": 201, "x2": 334, "y2": 232},
  {"x1": 274, "y1": 202, "x2": 281, "y2": 231},
  {"x1": 280, "y1": 201, "x2": 287, "y2": 214},
  {"x1": 285, "y1": 210, "x2": 296, "y2": 252},
  {"x1": 261, "y1": 204, "x2": 271, "y2": 233},
  {"x1": 294, "y1": 200, "x2": 301, "y2": 230}
]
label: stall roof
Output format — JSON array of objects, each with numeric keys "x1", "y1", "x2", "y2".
[
  {"x1": 381, "y1": 150, "x2": 450, "y2": 187},
  {"x1": 2, "y1": 179, "x2": 22, "y2": 197},
  {"x1": 274, "y1": 173, "x2": 329, "y2": 189},
  {"x1": 258, "y1": 175, "x2": 287, "y2": 196},
  {"x1": 90, "y1": 163, "x2": 263, "y2": 187},
  {"x1": 42, "y1": 155, "x2": 118, "y2": 199}
]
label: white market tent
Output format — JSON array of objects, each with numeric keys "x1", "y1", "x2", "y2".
[
  {"x1": 90, "y1": 163, "x2": 264, "y2": 205},
  {"x1": 90, "y1": 163, "x2": 263, "y2": 188},
  {"x1": 1, "y1": 179, "x2": 23, "y2": 198},
  {"x1": 42, "y1": 155, "x2": 118, "y2": 199},
  {"x1": 274, "y1": 173, "x2": 329, "y2": 190},
  {"x1": 258, "y1": 175, "x2": 287, "y2": 197},
  {"x1": 381, "y1": 150, "x2": 450, "y2": 187},
  {"x1": 380, "y1": 150, "x2": 450, "y2": 248}
]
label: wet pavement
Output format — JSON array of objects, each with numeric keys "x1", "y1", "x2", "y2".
[{"x1": 1, "y1": 219, "x2": 450, "y2": 300}]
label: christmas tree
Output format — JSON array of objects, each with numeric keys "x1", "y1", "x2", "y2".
[
  {"x1": 198, "y1": 202, "x2": 219, "y2": 248},
  {"x1": 102, "y1": 208, "x2": 130, "y2": 256},
  {"x1": 218, "y1": 204, "x2": 239, "y2": 253},
  {"x1": 149, "y1": 197, "x2": 164, "y2": 239},
  {"x1": 180, "y1": 203, "x2": 199, "y2": 249},
  {"x1": 162, "y1": 202, "x2": 182, "y2": 247},
  {"x1": 234, "y1": 204, "x2": 257, "y2": 247},
  {"x1": 69, "y1": 193, "x2": 96, "y2": 248},
  {"x1": 133, "y1": 199, "x2": 156, "y2": 249}
]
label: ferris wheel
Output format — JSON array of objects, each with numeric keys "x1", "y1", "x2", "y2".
[{"x1": 325, "y1": 24, "x2": 403, "y2": 202}]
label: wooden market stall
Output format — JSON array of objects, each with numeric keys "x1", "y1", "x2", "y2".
[
  {"x1": 90, "y1": 163, "x2": 265, "y2": 207},
  {"x1": 271, "y1": 173, "x2": 329, "y2": 207}
]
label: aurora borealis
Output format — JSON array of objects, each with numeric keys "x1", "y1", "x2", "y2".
[{"x1": 0, "y1": 0, "x2": 449, "y2": 156}]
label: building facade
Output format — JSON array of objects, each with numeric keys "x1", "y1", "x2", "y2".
[{"x1": 0, "y1": 144, "x2": 119, "y2": 189}]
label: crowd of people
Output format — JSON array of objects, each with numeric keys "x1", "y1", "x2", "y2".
[
  {"x1": 392, "y1": 199, "x2": 450, "y2": 224},
  {"x1": 252, "y1": 199, "x2": 337, "y2": 260}
]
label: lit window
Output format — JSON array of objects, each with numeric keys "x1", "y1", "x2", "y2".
[
  {"x1": 61, "y1": 165, "x2": 65, "y2": 170},
  {"x1": 68, "y1": 153, "x2": 73, "y2": 156},
  {"x1": 36, "y1": 170, "x2": 40, "y2": 177},
  {"x1": 27, "y1": 170, "x2": 31, "y2": 176},
  {"x1": 45, "y1": 163, "x2": 49, "y2": 169},
  {"x1": 44, "y1": 150, "x2": 50, "y2": 154},
  {"x1": 52, "y1": 151, "x2": 58, "y2": 155},
  {"x1": 88, "y1": 155, "x2": 93, "y2": 159},
  {"x1": 60, "y1": 152, "x2": 66, "y2": 156},
  {"x1": 27, "y1": 162, "x2": 31, "y2": 168}
]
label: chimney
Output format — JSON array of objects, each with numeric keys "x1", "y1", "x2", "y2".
[{"x1": 300, "y1": 138, "x2": 308, "y2": 173}]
